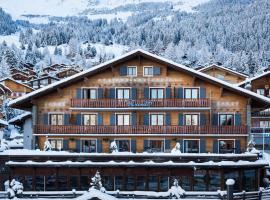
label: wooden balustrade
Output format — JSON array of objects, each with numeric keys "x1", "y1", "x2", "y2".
[
  {"x1": 35, "y1": 125, "x2": 247, "y2": 135},
  {"x1": 70, "y1": 98, "x2": 210, "y2": 108}
]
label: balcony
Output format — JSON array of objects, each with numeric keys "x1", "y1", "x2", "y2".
[
  {"x1": 251, "y1": 127, "x2": 270, "y2": 133},
  {"x1": 34, "y1": 125, "x2": 247, "y2": 135},
  {"x1": 70, "y1": 98, "x2": 210, "y2": 109}
]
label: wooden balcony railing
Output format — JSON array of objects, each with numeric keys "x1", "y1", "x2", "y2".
[
  {"x1": 70, "y1": 98, "x2": 210, "y2": 108},
  {"x1": 251, "y1": 127, "x2": 270, "y2": 133},
  {"x1": 34, "y1": 125, "x2": 247, "y2": 135}
]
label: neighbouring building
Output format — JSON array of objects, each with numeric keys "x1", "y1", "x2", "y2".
[
  {"x1": 28, "y1": 76, "x2": 60, "y2": 89},
  {"x1": 7, "y1": 49, "x2": 270, "y2": 192},
  {"x1": 198, "y1": 64, "x2": 248, "y2": 84}
]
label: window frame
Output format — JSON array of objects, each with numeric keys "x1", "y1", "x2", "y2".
[
  {"x1": 81, "y1": 87, "x2": 98, "y2": 99},
  {"x1": 115, "y1": 87, "x2": 131, "y2": 99},
  {"x1": 49, "y1": 112, "x2": 64, "y2": 125},
  {"x1": 218, "y1": 113, "x2": 235, "y2": 126},
  {"x1": 184, "y1": 113, "x2": 200, "y2": 126},
  {"x1": 82, "y1": 113, "x2": 98, "y2": 126},
  {"x1": 218, "y1": 139, "x2": 235, "y2": 154},
  {"x1": 149, "y1": 87, "x2": 165, "y2": 99},
  {"x1": 256, "y1": 89, "x2": 265, "y2": 96},
  {"x1": 114, "y1": 138, "x2": 131, "y2": 152},
  {"x1": 183, "y1": 87, "x2": 200, "y2": 99},
  {"x1": 147, "y1": 138, "x2": 165, "y2": 152},
  {"x1": 127, "y1": 66, "x2": 137, "y2": 77},
  {"x1": 183, "y1": 139, "x2": 200, "y2": 153},
  {"x1": 48, "y1": 138, "x2": 63, "y2": 151},
  {"x1": 80, "y1": 138, "x2": 97, "y2": 153},
  {"x1": 115, "y1": 113, "x2": 131, "y2": 126},
  {"x1": 149, "y1": 113, "x2": 165, "y2": 126},
  {"x1": 143, "y1": 66, "x2": 154, "y2": 77}
]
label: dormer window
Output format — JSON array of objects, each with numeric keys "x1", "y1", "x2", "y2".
[
  {"x1": 127, "y1": 66, "x2": 137, "y2": 77},
  {"x1": 144, "y1": 66, "x2": 161, "y2": 76}
]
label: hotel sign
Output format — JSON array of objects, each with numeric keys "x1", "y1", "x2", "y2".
[{"x1": 127, "y1": 100, "x2": 153, "y2": 107}]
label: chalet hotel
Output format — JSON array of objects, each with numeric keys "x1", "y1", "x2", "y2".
[{"x1": 4, "y1": 49, "x2": 270, "y2": 192}]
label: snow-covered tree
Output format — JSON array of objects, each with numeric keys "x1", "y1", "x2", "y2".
[
  {"x1": 110, "y1": 140, "x2": 118, "y2": 153},
  {"x1": 171, "y1": 142, "x2": 181, "y2": 154},
  {"x1": 5, "y1": 179, "x2": 24, "y2": 198},
  {"x1": 169, "y1": 179, "x2": 185, "y2": 199},
  {"x1": 44, "y1": 138, "x2": 52, "y2": 151},
  {"x1": 90, "y1": 171, "x2": 105, "y2": 192}
]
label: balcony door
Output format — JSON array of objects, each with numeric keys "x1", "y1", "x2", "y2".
[
  {"x1": 82, "y1": 88, "x2": 97, "y2": 99},
  {"x1": 184, "y1": 88, "x2": 199, "y2": 99},
  {"x1": 150, "y1": 114, "x2": 164, "y2": 126},
  {"x1": 150, "y1": 88, "x2": 164, "y2": 99},
  {"x1": 218, "y1": 139, "x2": 235, "y2": 153},
  {"x1": 116, "y1": 114, "x2": 130, "y2": 126},
  {"x1": 50, "y1": 114, "x2": 64, "y2": 125},
  {"x1": 184, "y1": 114, "x2": 199, "y2": 126},
  {"x1": 116, "y1": 88, "x2": 130, "y2": 99},
  {"x1": 219, "y1": 114, "x2": 234, "y2": 126}
]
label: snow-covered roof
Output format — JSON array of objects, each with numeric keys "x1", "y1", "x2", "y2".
[
  {"x1": 0, "y1": 77, "x2": 34, "y2": 90},
  {"x1": 8, "y1": 112, "x2": 31, "y2": 124},
  {"x1": 198, "y1": 64, "x2": 249, "y2": 78},
  {"x1": 0, "y1": 119, "x2": 8, "y2": 126},
  {"x1": 8, "y1": 49, "x2": 270, "y2": 108},
  {"x1": 6, "y1": 159, "x2": 268, "y2": 167},
  {"x1": 237, "y1": 70, "x2": 270, "y2": 86}
]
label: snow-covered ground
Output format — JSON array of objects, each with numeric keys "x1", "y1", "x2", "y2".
[{"x1": 0, "y1": 32, "x2": 20, "y2": 46}]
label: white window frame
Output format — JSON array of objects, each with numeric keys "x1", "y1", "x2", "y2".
[
  {"x1": 80, "y1": 138, "x2": 97, "y2": 153},
  {"x1": 115, "y1": 113, "x2": 131, "y2": 126},
  {"x1": 256, "y1": 89, "x2": 265, "y2": 96},
  {"x1": 48, "y1": 138, "x2": 63, "y2": 151},
  {"x1": 149, "y1": 112, "x2": 165, "y2": 126},
  {"x1": 48, "y1": 112, "x2": 64, "y2": 125},
  {"x1": 127, "y1": 66, "x2": 137, "y2": 77},
  {"x1": 81, "y1": 87, "x2": 98, "y2": 99},
  {"x1": 81, "y1": 113, "x2": 98, "y2": 126},
  {"x1": 147, "y1": 138, "x2": 165, "y2": 152},
  {"x1": 183, "y1": 139, "x2": 200, "y2": 153},
  {"x1": 113, "y1": 138, "x2": 131, "y2": 152},
  {"x1": 217, "y1": 139, "x2": 235, "y2": 154},
  {"x1": 149, "y1": 87, "x2": 165, "y2": 99},
  {"x1": 218, "y1": 112, "x2": 235, "y2": 126},
  {"x1": 183, "y1": 87, "x2": 200, "y2": 99},
  {"x1": 183, "y1": 112, "x2": 201, "y2": 126},
  {"x1": 143, "y1": 66, "x2": 154, "y2": 77},
  {"x1": 115, "y1": 87, "x2": 131, "y2": 99}
]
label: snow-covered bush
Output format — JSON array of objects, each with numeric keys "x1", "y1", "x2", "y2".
[
  {"x1": 171, "y1": 142, "x2": 181, "y2": 154},
  {"x1": 43, "y1": 138, "x2": 52, "y2": 151},
  {"x1": 246, "y1": 138, "x2": 260, "y2": 154},
  {"x1": 0, "y1": 139, "x2": 9, "y2": 152},
  {"x1": 5, "y1": 179, "x2": 23, "y2": 199},
  {"x1": 90, "y1": 171, "x2": 105, "y2": 192},
  {"x1": 110, "y1": 140, "x2": 118, "y2": 153},
  {"x1": 169, "y1": 179, "x2": 185, "y2": 199}
]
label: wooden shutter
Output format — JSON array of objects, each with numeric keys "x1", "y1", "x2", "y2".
[
  {"x1": 76, "y1": 88, "x2": 82, "y2": 99},
  {"x1": 235, "y1": 113, "x2": 241, "y2": 126},
  {"x1": 43, "y1": 113, "x2": 49, "y2": 125},
  {"x1": 119, "y1": 66, "x2": 127, "y2": 76},
  {"x1": 166, "y1": 113, "x2": 171, "y2": 125},
  {"x1": 97, "y1": 88, "x2": 103, "y2": 99},
  {"x1": 109, "y1": 88, "x2": 116, "y2": 99},
  {"x1": 212, "y1": 113, "x2": 219, "y2": 126},
  {"x1": 235, "y1": 140, "x2": 241, "y2": 154},
  {"x1": 200, "y1": 139, "x2": 206, "y2": 153},
  {"x1": 200, "y1": 113, "x2": 206, "y2": 125},
  {"x1": 132, "y1": 113, "x2": 137, "y2": 126},
  {"x1": 63, "y1": 140, "x2": 69, "y2": 151},
  {"x1": 144, "y1": 88, "x2": 149, "y2": 99},
  {"x1": 64, "y1": 114, "x2": 70, "y2": 125},
  {"x1": 76, "y1": 114, "x2": 82, "y2": 125},
  {"x1": 166, "y1": 87, "x2": 171, "y2": 99},
  {"x1": 153, "y1": 66, "x2": 161, "y2": 75},
  {"x1": 213, "y1": 140, "x2": 219, "y2": 153},
  {"x1": 200, "y1": 87, "x2": 206, "y2": 98},
  {"x1": 110, "y1": 113, "x2": 115, "y2": 125},
  {"x1": 177, "y1": 88, "x2": 183, "y2": 98},
  {"x1": 143, "y1": 140, "x2": 149, "y2": 152},
  {"x1": 131, "y1": 88, "x2": 137, "y2": 99},
  {"x1": 75, "y1": 140, "x2": 81, "y2": 152},
  {"x1": 143, "y1": 113, "x2": 149, "y2": 125},
  {"x1": 97, "y1": 113, "x2": 103, "y2": 125},
  {"x1": 131, "y1": 139, "x2": 136, "y2": 153},
  {"x1": 179, "y1": 113, "x2": 184, "y2": 126},
  {"x1": 97, "y1": 139, "x2": 102, "y2": 153},
  {"x1": 165, "y1": 139, "x2": 171, "y2": 151}
]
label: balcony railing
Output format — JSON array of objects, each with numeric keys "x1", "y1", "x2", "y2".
[
  {"x1": 251, "y1": 127, "x2": 270, "y2": 133},
  {"x1": 34, "y1": 125, "x2": 247, "y2": 135},
  {"x1": 70, "y1": 98, "x2": 210, "y2": 108},
  {"x1": 252, "y1": 111, "x2": 270, "y2": 117}
]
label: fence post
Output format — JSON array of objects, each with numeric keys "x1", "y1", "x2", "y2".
[
  {"x1": 242, "y1": 190, "x2": 245, "y2": 200},
  {"x1": 226, "y1": 179, "x2": 235, "y2": 200}
]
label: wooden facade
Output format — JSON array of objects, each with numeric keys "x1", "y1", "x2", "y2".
[{"x1": 8, "y1": 49, "x2": 270, "y2": 192}]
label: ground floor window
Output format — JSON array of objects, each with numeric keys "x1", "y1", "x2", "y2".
[
  {"x1": 46, "y1": 175, "x2": 56, "y2": 191},
  {"x1": 115, "y1": 140, "x2": 130, "y2": 152},
  {"x1": 126, "y1": 176, "x2": 135, "y2": 191},
  {"x1": 58, "y1": 176, "x2": 68, "y2": 191},
  {"x1": 219, "y1": 140, "x2": 235, "y2": 153},
  {"x1": 81, "y1": 139, "x2": 96, "y2": 153},
  {"x1": 81, "y1": 176, "x2": 89, "y2": 191},
  {"x1": 243, "y1": 169, "x2": 256, "y2": 191},
  {"x1": 115, "y1": 176, "x2": 124, "y2": 191},
  {"x1": 35, "y1": 176, "x2": 45, "y2": 191},
  {"x1": 48, "y1": 139, "x2": 63, "y2": 151},
  {"x1": 148, "y1": 140, "x2": 164, "y2": 152},
  {"x1": 103, "y1": 176, "x2": 114, "y2": 191},
  {"x1": 209, "y1": 170, "x2": 221, "y2": 191},
  {"x1": 149, "y1": 176, "x2": 158, "y2": 191},
  {"x1": 136, "y1": 176, "x2": 146, "y2": 191},
  {"x1": 224, "y1": 171, "x2": 239, "y2": 192},
  {"x1": 160, "y1": 177, "x2": 169, "y2": 191},
  {"x1": 193, "y1": 170, "x2": 207, "y2": 191},
  {"x1": 183, "y1": 140, "x2": 199, "y2": 153},
  {"x1": 70, "y1": 176, "x2": 79, "y2": 190}
]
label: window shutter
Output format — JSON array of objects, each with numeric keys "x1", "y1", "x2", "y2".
[
  {"x1": 179, "y1": 113, "x2": 184, "y2": 126},
  {"x1": 143, "y1": 140, "x2": 149, "y2": 152},
  {"x1": 177, "y1": 140, "x2": 183, "y2": 153},
  {"x1": 63, "y1": 139, "x2": 69, "y2": 151},
  {"x1": 153, "y1": 66, "x2": 161, "y2": 75},
  {"x1": 166, "y1": 113, "x2": 171, "y2": 125},
  {"x1": 235, "y1": 140, "x2": 241, "y2": 154},
  {"x1": 166, "y1": 87, "x2": 171, "y2": 99},
  {"x1": 110, "y1": 113, "x2": 115, "y2": 125},
  {"x1": 200, "y1": 139, "x2": 206, "y2": 153},
  {"x1": 64, "y1": 114, "x2": 70, "y2": 125},
  {"x1": 76, "y1": 114, "x2": 82, "y2": 125},
  {"x1": 109, "y1": 88, "x2": 115, "y2": 99},
  {"x1": 120, "y1": 66, "x2": 127, "y2": 76},
  {"x1": 98, "y1": 88, "x2": 103, "y2": 99},
  {"x1": 131, "y1": 88, "x2": 137, "y2": 99},
  {"x1": 144, "y1": 88, "x2": 149, "y2": 99},
  {"x1": 200, "y1": 87, "x2": 206, "y2": 98},
  {"x1": 76, "y1": 140, "x2": 81, "y2": 152},
  {"x1": 235, "y1": 113, "x2": 241, "y2": 126},
  {"x1": 97, "y1": 139, "x2": 102, "y2": 153},
  {"x1": 213, "y1": 140, "x2": 219, "y2": 153},
  {"x1": 165, "y1": 139, "x2": 171, "y2": 151},
  {"x1": 200, "y1": 114, "x2": 206, "y2": 125},
  {"x1": 212, "y1": 113, "x2": 219, "y2": 126},
  {"x1": 177, "y1": 88, "x2": 183, "y2": 98},
  {"x1": 97, "y1": 113, "x2": 103, "y2": 125},
  {"x1": 143, "y1": 113, "x2": 149, "y2": 125},
  {"x1": 43, "y1": 113, "x2": 49, "y2": 125},
  {"x1": 76, "y1": 88, "x2": 82, "y2": 99},
  {"x1": 131, "y1": 139, "x2": 136, "y2": 153},
  {"x1": 132, "y1": 113, "x2": 137, "y2": 126}
]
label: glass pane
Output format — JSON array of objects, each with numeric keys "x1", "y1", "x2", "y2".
[
  {"x1": 124, "y1": 115, "x2": 130, "y2": 125},
  {"x1": 84, "y1": 115, "x2": 89, "y2": 125},
  {"x1": 81, "y1": 176, "x2": 89, "y2": 191},
  {"x1": 35, "y1": 176, "x2": 45, "y2": 191},
  {"x1": 209, "y1": 171, "x2": 221, "y2": 191},
  {"x1": 194, "y1": 170, "x2": 207, "y2": 191},
  {"x1": 24, "y1": 176, "x2": 33, "y2": 191},
  {"x1": 192, "y1": 115, "x2": 198, "y2": 125},
  {"x1": 58, "y1": 176, "x2": 68, "y2": 191},
  {"x1": 151, "y1": 89, "x2": 157, "y2": 99},
  {"x1": 70, "y1": 176, "x2": 79, "y2": 190},
  {"x1": 115, "y1": 176, "x2": 123, "y2": 190},
  {"x1": 185, "y1": 115, "x2": 191, "y2": 125},
  {"x1": 103, "y1": 176, "x2": 114, "y2": 191},
  {"x1": 151, "y1": 115, "x2": 157, "y2": 125},
  {"x1": 58, "y1": 115, "x2": 63, "y2": 125},
  {"x1": 117, "y1": 89, "x2": 123, "y2": 99},
  {"x1": 56, "y1": 140, "x2": 62, "y2": 150},
  {"x1": 126, "y1": 176, "x2": 135, "y2": 191},
  {"x1": 117, "y1": 140, "x2": 130, "y2": 152},
  {"x1": 157, "y1": 89, "x2": 164, "y2": 99},
  {"x1": 149, "y1": 176, "x2": 158, "y2": 191},
  {"x1": 90, "y1": 89, "x2": 96, "y2": 99},
  {"x1": 192, "y1": 89, "x2": 198, "y2": 99},
  {"x1": 185, "y1": 89, "x2": 191, "y2": 98},
  {"x1": 219, "y1": 115, "x2": 227, "y2": 126},
  {"x1": 160, "y1": 177, "x2": 169, "y2": 191},
  {"x1": 136, "y1": 176, "x2": 146, "y2": 191},
  {"x1": 117, "y1": 115, "x2": 123, "y2": 125},
  {"x1": 243, "y1": 169, "x2": 256, "y2": 192},
  {"x1": 123, "y1": 89, "x2": 130, "y2": 99},
  {"x1": 51, "y1": 115, "x2": 57, "y2": 125},
  {"x1": 157, "y1": 115, "x2": 164, "y2": 125}
]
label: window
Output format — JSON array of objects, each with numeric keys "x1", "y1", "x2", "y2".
[
  {"x1": 224, "y1": 171, "x2": 239, "y2": 192},
  {"x1": 50, "y1": 114, "x2": 64, "y2": 125},
  {"x1": 103, "y1": 176, "x2": 114, "y2": 191},
  {"x1": 70, "y1": 176, "x2": 79, "y2": 190},
  {"x1": 40, "y1": 79, "x2": 48, "y2": 86},
  {"x1": 126, "y1": 176, "x2": 135, "y2": 191},
  {"x1": 82, "y1": 88, "x2": 97, "y2": 99},
  {"x1": 115, "y1": 176, "x2": 124, "y2": 190},
  {"x1": 144, "y1": 66, "x2": 153, "y2": 76},
  {"x1": 148, "y1": 140, "x2": 164, "y2": 152},
  {"x1": 194, "y1": 170, "x2": 207, "y2": 191},
  {"x1": 209, "y1": 170, "x2": 221, "y2": 191},
  {"x1": 243, "y1": 169, "x2": 256, "y2": 191},
  {"x1": 116, "y1": 88, "x2": 130, "y2": 99},
  {"x1": 149, "y1": 176, "x2": 158, "y2": 191},
  {"x1": 116, "y1": 114, "x2": 130, "y2": 126},
  {"x1": 219, "y1": 140, "x2": 235, "y2": 153},
  {"x1": 115, "y1": 139, "x2": 130, "y2": 152},
  {"x1": 185, "y1": 114, "x2": 199, "y2": 125},
  {"x1": 48, "y1": 139, "x2": 63, "y2": 151},
  {"x1": 260, "y1": 121, "x2": 270, "y2": 128},
  {"x1": 127, "y1": 66, "x2": 137, "y2": 76},
  {"x1": 136, "y1": 176, "x2": 146, "y2": 191},
  {"x1": 81, "y1": 140, "x2": 96, "y2": 153},
  {"x1": 80, "y1": 176, "x2": 89, "y2": 190},
  {"x1": 35, "y1": 176, "x2": 45, "y2": 191},
  {"x1": 58, "y1": 176, "x2": 68, "y2": 191},
  {"x1": 257, "y1": 89, "x2": 265, "y2": 95},
  {"x1": 150, "y1": 114, "x2": 164, "y2": 125},
  {"x1": 219, "y1": 114, "x2": 234, "y2": 126},
  {"x1": 183, "y1": 140, "x2": 199, "y2": 153},
  {"x1": 184, "y1": 88, "x2": 199, "y2": 99},
  {"x1": 83, "y1": 114, "x2": 97, "y2": 126},
  {"x1": 216, "y1": 74, "x2": 225, "y2": 80},
  {"x1": 150, "y1": 88, "x2": 164, "y2": 99},
  {"x1": 160, "y1": 177, "x2": 169, "y2": 191}
]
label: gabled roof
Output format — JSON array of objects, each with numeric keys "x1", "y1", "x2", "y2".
[
  {"x1": 28, "y1": 75, "x2": 60, "y2": 83},
  {"x1": 0, "y1": 78, "x2": 34, "y2": 90},
  {"x1": 198, "y1": 64, "x2": 249, "y2": 78},
  {"x1": 8, "y1": 49, "x2": 270, "y2": 109},
  {"x1": 237, "y1": 71, "x2": 270, "y2": 87}
]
